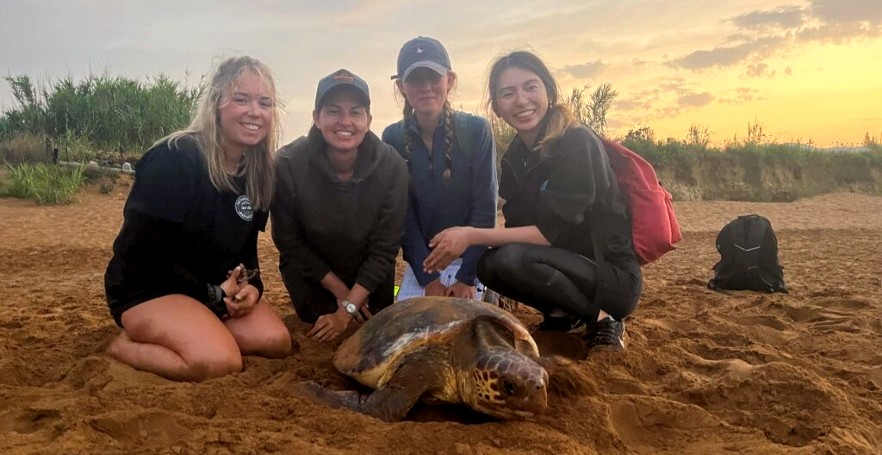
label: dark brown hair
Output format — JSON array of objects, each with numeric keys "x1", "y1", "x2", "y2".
[{"x1": 488, "y1": 51, "x2": 577, "y2": 156}]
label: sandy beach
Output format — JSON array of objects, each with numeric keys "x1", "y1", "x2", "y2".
[{"x1": 1, "y1": 183, "x2": 880, "y2": 454}]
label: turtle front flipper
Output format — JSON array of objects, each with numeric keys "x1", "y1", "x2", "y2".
[
  {"x1": 302, "y1": 354, "x2": 446, "y2": 422},
  {"x1": 357, "y1": 373, "x2": 431, "y2": 422},
  {"x1": 299, "y1": 381, "x2": 366, "y2": 412}
]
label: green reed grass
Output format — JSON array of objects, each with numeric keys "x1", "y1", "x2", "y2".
[
  {"x1": 5, "y1": 163, "x2": 86, "y2": 205},
  {"x1": 0, "y1": 73, "x2": 202, "y2": 161}
]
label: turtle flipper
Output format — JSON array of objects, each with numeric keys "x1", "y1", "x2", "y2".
[
  {"x1": 299, "y1": 381, "x2": 366, "y2": 410},
  {"x1": 358, "y1": 378, "x2": 428, "y2": 422},
  {"x1": 300, "y1": 376, "x2": 430, "y2": 422}
]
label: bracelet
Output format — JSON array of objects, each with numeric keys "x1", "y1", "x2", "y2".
[{"x1": 207, "y1": 284, "x2": 226, "y2": 305}]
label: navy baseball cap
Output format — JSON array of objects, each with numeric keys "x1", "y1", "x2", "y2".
[
  {"x1": 392, "y1": 36, "x2": 451, "y2": 81},
  {"x1": 315, "y1": 69, "x2": 370, "y2": 109}
]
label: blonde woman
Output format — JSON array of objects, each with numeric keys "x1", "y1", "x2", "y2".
[{"x1": 104, "y1": 56, "x2": 292, "y2": 381}]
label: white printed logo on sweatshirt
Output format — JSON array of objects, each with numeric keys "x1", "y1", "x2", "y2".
[{"x1": 235, "y1": 195, "x2": 254, "y2": 221}]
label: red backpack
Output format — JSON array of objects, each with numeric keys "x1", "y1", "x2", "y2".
[{"x1": 588, "y1": 131, "x2": 682, "y2": 265}]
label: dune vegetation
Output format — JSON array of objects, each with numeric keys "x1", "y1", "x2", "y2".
[{"x1": 1, "y1": 73, "x2": 880, "y2": 204}]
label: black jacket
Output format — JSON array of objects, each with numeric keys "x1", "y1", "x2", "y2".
[{"x1": 500, "y1": 125, "x2": 638, "y2": 268}]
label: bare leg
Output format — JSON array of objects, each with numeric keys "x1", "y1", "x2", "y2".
[
  {"x1": 109, "y1": 295, "x2": 243, "y2": 381},
  {"x1": 225, "y1": 297, "x2": 292, "y2": 358}
]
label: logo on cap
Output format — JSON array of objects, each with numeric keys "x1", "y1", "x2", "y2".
[
  {"x1": 333, "y1": 71, "x2": 355, "y2": 82},
  {"x1": 416, "y1": 47, "x2": 424, "y2": 54}
]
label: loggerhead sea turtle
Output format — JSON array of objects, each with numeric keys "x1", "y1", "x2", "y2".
[{"x1": 302, "y1": 296, "x2": 549, "y2": 422}]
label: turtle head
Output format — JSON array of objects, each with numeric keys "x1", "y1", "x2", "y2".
[{"x1": 462, "y1": 348, "x2": 548, "y2": 419}]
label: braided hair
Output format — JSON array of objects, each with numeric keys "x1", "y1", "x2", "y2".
[{"x1": 402, "y1": 99, "x2": 454, "y2": 183}]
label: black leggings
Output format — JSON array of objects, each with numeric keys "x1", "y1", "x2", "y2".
[{"x1": 477, "y1": 243, "x2": 642, "y2": 323}]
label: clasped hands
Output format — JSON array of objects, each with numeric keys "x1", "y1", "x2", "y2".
[{"x1": 222, "y1": 264, "x2": 259, "y2": 318}]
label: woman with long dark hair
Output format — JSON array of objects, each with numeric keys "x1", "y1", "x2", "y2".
[{"x1": 424, "y1": 51, "x2": 642, "y2": 351}]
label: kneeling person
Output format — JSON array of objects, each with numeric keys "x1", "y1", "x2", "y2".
[{"x1": 271, "y1": 69, "x2": 409, "y2": 343}]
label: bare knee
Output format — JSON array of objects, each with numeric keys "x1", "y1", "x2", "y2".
[
  {"x1": 244, "y1": 327, "x2": 292, "y2": 359},
  {"x1": 187, "y1": 350, "x2": 243, "y2": 381},
  {"x1": 261, "y1": 329, "x2": 293, "y2": 358}
]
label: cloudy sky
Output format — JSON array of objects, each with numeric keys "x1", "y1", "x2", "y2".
[{"x1": 1, "y1": 0, "x2": 880, "y2": 147}]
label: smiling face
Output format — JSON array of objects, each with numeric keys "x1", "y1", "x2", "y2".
[
  {"x1": 492, "y1": 67, "x2": 550, "y2": 145},
  {"x1": 398, "y1": 67, "x2": 453, "y2": 117},
  {"x1": 217, "y1": 70, "x2": 274, "y2": 156},
  {"x1": 313, "y1": 87, "x2": 372, "y2": 154}
]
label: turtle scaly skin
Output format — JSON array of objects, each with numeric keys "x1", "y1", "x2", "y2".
[
  {"x1": 467, "y1": 348, "x2": 548, "y2": 418},
  {"x1": 303, "y1": 297, "x2": 549, "y2": 422}
]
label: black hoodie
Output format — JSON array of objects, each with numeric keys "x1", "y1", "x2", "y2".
[{"x1": 271, "y1": 127, "x2": 408, "y2": 295}]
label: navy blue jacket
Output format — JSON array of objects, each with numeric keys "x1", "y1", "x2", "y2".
[{"x1": 382, "y1": 112, "x2": 497, "y2": 286}]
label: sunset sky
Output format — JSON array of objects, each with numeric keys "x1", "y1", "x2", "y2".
[{"x1": 1, "y1": 0, "x2": 880, "y2": 147}]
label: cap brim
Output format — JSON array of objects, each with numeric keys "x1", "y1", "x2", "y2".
[
  {"x1": 400, "y1": 61, "x2": 448, "y2": 81},
  {"x1": 316, "y1": 83, "x2": 370, "y2": 109}
]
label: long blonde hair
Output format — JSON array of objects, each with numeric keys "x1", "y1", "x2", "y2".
[
  {"x1": 161, "y1": 55, "x2": 280, "y2": 210},
  {"x1": 487, "y1": 51, "x2": 578, "y2": 158}
]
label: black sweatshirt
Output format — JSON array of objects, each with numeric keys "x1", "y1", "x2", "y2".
[
  {"x1": 105, "y1": 136, "x2": 266, "y2": 322},
  {"x1": 271, "y1": 127, "x2": 408, "y2": 295}
]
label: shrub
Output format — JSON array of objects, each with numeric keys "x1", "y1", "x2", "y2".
[
  {"x1": 0, "y1": 133, "x2": 50, "y2": 164},
  {"x1": 0, "y1": 72, "x2": 202, "y2": 160},
  {"x1": 56, "y1": 130, "x2": 100, "y2": 163},
  {"x1": 5, "y1": 163, "x2": 86, "y2": 205}
]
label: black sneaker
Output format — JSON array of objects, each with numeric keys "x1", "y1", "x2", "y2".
[
  {"x1": 586, "y1": 317, "x2": 626, "y2": 351},
  {"x1": 538, "y1": 315, "x2": 586, "y2": 333}
]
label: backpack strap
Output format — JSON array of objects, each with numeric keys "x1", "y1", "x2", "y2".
[
  {"x1": 452, "y1": 111, "x2": 475, "y2": 157},
  {"x1": 385, "y1": 120, "x2": 407, "y2": 161},
  {"x1": 730, "y1": 215, "x2": 766, "y2": 274}
]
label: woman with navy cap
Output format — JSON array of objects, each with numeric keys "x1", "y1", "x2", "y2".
[
  {"x1": 272, "y1": 69, "x2": 408, "y2": 343},
  {"x1": 383, "y1": 36, "x2": 498, "y2": 302}
]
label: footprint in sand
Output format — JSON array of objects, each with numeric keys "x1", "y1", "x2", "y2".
[
  {"x1": 733, "y1": 315, "x2": 799, "y2": 347},
  {"x1": 0, "y1": 407, "x2": 63, "y2": 434},
  {"x1": 608, "y1": 395, "x2": 723, "y2": 451},
  {"x1": 89, "y1": 410, "x2": 191, "y2": 445}
]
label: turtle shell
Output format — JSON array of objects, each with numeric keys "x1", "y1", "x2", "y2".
[{"x1": 333, "y1": 297, "x2": 538, "y2": 389}]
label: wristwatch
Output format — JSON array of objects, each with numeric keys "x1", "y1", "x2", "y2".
[{"x1": 341, "y1": 300, "x2": 359, "y2": 319}]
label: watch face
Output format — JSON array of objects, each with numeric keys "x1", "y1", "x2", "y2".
[{"x1": 345, "y1": 302, "x2": 358, "y2": 314}]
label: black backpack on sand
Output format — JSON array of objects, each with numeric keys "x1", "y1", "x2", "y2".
[{"x1": 708, "y1": 214, "x2": 787, "y2": 293}]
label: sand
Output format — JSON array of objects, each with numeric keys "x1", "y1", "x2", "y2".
[{"x1": 1, "y1": 180, "x2": 880, "y2": 454}]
